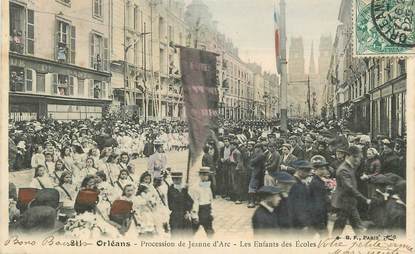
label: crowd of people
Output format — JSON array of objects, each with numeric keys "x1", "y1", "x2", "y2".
[
  {"x1": 8, "y1": 116, "x2": 406, "y2": 238},
  {"x1": 8, "y1": 118, "x2": 189, "y2": 172},
  {"x1": 205, "y1": 119, "x2": 406, "y2": 236}
]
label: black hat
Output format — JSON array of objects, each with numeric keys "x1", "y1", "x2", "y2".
[
  {"x1": 292, "y1": 160, "x2": 313, "y2": 171},
  {"x1": 198, "y1": 167, "x2": 213, "y2": 174},
  {"x1": 257, "y1": 186, "x2": 283, "y2": 196},
  {"x1": 171, "y1": 171, "x2": 183, "y2": 178},
  {"x1": 270, "y1": 171, "x2": 296, "y2": 183},
  {"x1": 310, "y1": 155, "x2": 330, "y2": 167}
]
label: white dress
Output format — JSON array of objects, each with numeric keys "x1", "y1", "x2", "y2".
[
  {"x1": 29, "y1": 176, "x2": 55, "y2": 189},
  {"x1": 64, "y1": 211, "x2": 121, "y2": 239}
]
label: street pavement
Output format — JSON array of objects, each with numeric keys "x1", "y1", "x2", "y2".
[{"x1": 9, "y1": 150, "x2": 353, "y2": 238}]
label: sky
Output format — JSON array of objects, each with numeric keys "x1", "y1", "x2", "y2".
[{"x1": 184, "y1": 0, "x2": 342, "y2": 73}]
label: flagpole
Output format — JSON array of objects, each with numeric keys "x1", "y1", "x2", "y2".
[{"x1": 279, "y1": 0, "x2": 288, "y2": 133}]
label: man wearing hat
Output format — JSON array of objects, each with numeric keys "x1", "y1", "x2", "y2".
[
  {"x1": 229, "y1": 139, "x2": 245, "y2": 204},
  {"x1": 272, "y1": 171, "x2": 297, "y2": 230},
  {"x1": 218, "y1": 136, "x2": 232, "y2": 199},
  {"x1": 309, "y1": 155, "x2": 331, "y2": 237},
  {"x1": 147, "y1": 140, "x2": 167, "y2": 179},
  {"x1": 380, "y1": 139, "x2": 402, "y2": 178},
  {"x1": 247, "y1": 143, "x2": 266, "y2": 208},
  {"x1": 251, "y1": 186, "x2": 284, "y2": 235},
  {"x1": 264, "y1": 142, "x2": 281, "y2": 175},
  {"x1": 330, "y1": 145, "x2": 349, "y2": 171},
  {"x1": 167, "y1": 171, "x2": 194, "y2": 237},
  {"x1": 332, "y1": 146, "x2": 370, "y2": 235},
  {"x1": 190, "y1": 167, "x2": 215, "y2": 237},
  {"x1": 287, "y1": 160, "x2": 313, "y2": 231}
]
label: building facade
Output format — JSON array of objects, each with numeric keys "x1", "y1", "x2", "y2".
[
  {"x1": 324, "y1": 0, "x2": 407, "y2": 138},
  {"x1": 9, "y1": 0, "x2": 112, "y2": 121},
  {"x1": 111, "y1": 0, "x2": 187, "y2": 121}
]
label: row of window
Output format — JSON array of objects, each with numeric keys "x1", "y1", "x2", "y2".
[
  {"x1": 10, "y1": 66, "x2": 109, "y2": 99},
  {"x1": 10, "y1": 2, "x2": 109, "y2": 72},
  {"x1": 224, "y1": 60, "x2": 252, "y2": 82},
  {"x1": 56, "y1": 0, "x2": 103, "y2": 19},
  {"x1": 349, "y1": 59, "x2": 406, "y2": 100}
]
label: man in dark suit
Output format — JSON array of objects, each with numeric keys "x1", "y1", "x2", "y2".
[
  {"x1": 247, "y1": 144, "x2": 266, "y2": 208},
  {"x1": 332, "y1": 146, "x2": 371, "y2": 236},
  {"x1": 309, "y1": 155, "x2": 331, "y2": 237},
  {"x1": 229, "y1": 140, "x2": 245, "y2": 203},
  {"x1": 168, "y1": 171, "x2": 194, "y2": 237},
  {"x1": 272, "y1": 171, "x2": 297, "y2": 231},
  {"x1": 218, "y1": 137, "x2": 232, "y2": 199},
  {"x1": 380, "y1": 139, "x2": 402, "y2": 177},
  {"x1": 287, "y1": 160, "x2": 313, "y2": 231},
  {"x1": 265, "y1": 142, "x2": 281, "y2": 174},
  {"x1": 252, "y1": 186, "x2": 284, "y2": 236}
]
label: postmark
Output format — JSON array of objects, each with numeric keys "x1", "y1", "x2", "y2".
[{"x1": 354, "y1": 0, "x2": 415, "y2": 56}]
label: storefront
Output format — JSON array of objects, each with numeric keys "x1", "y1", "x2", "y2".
[
  {"x1": 9, "y1": 52, "x2": 111, "y2": 121},
  {"x1": 370, "y1": 75, "x2": 406, "y2": 138}
]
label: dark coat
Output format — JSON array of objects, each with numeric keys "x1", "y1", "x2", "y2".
[
  {"x1": 167, "y1": 186, "x2": 193, "y2": 229},
  {"x1": 275, "y1": 197, "x2": 292, "y2": 229},
  {"x1": 331, "y1": 160, "x2": 367, "y2": 210},
  {"x1": 252, "y1": 204, "x2": 280, "y2": 234},
  {"x1": 380, "y1": 151, "x2": 402, "y2": 177},
  {"x1": 143, "y1": 142, "x2": 155, "y2": 157},
  {"x1": 292, "y1": 145, "x2": 305, "y2": 160},
  {"x1": 202, "y1": 153, "x2": 216, "y2": 172},
  {"x1": 248, "y1": 151, "x2": 265, "y2": 178},
  {"x1": 281, "y1": 154, "x2": 297, "y2": 175},
  {"x1": 384, "y1": 197, "x2": 406, "y2": 231},
  {"x1": 309, "y1": 175, "x2": 330, "y2": 226},
  {"x1": 364, "y1": 158, "x2": 382, "y2": 175},
  {"x1": 265, "y1": 150, "x2": 281, "y2": 173},
  {"x1": 288, "y1": 176, "x2": 310, "y2": 229}
]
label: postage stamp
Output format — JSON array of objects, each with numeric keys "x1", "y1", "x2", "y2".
[{"x1": 353, "y1": 0, "x2": 415, "y2": 56}]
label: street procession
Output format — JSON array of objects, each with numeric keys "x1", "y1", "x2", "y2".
[{"x1": 6, "y1": 0, "x2": 409, "y2": 242}]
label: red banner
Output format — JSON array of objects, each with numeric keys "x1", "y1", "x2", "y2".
[{"x1": 180, "y1": 48, "x2": 219, "y2": 166}]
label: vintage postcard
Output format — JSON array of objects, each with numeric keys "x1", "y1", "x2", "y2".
[{"x1": 0, "y1": 0, "x2": 413, "y2": 253}]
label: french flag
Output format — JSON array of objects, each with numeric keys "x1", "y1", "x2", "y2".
[{"x1": 274, "y1": 3, "x2": 281, "y2": 74}]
